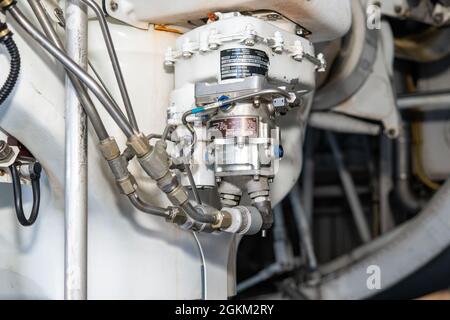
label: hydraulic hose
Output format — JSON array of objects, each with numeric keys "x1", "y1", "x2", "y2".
[
  {"x1": 128, "y1": 192, "x2": 170, "y2": 218},
  {"x1": 80, "y1": 0, "x2": 139, "y2": 131},
  {"x1": 0, "y1": 24, "x2": 20, "y2": 105},
  {"x1": 4, "y1": 4, "x2": 135, "y2": 138},
  {"x1": 181, "y1": 201, "x2": 216, "y2": 224},
  {"x1": 27, "y1": 0, "x2": 109, "y2": 140}
]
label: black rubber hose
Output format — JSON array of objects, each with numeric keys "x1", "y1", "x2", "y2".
[
  {"x1": 9, "y1": 163, "x2": 41, "y2": 227},
  {"x1": 0, "y1": 34, "x2": 21, "y2": 105}
]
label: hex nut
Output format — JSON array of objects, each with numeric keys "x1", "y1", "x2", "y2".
[
  {"x1": 127, "y1": 133, "x2": 151, "y2": 158},
  {"x1": 116, "y1": 175, "x2": 137, "y2": 195},
  {"x1": 167, "y1": 185, "x2": 189, "y2": 206},
  {"x1": 212, "y1": 211, "x2": 232, "y2": 230},
  {"x1": 99, "y1": 137, "x2": 120, "y2": 161}
]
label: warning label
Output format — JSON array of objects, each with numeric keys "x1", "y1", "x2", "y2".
[{"x1": 220, "y1": 48, "x2": 269, "y2": 81}]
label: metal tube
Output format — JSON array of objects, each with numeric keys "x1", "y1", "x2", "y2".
[
  {"x1": 379, "y1": 134, "x2": 395, "y2": 233},
  {"x1": 182, "y1": 88, "x2": 292, "y2": 129},
  {"x1": 64, "y1": 0, "x2": 88, "y2": 300},
  {"x1": 181, "y1": 201, "x2": 216, "y2": 224},
  {"x1": 237, "y1": 263, "x2": 283, "y2": 293},
  {"x1": 395, "y1": 124, "x2": 422, "y2": 213},
  {"x1": 88, "y1": 60, "x2": 116, "y2": 103},
  {"x1": 272, "y1": 205, "x2": 294, "y2": 267},
  {"x1": 397, "y1": 90, "x2": 450, "y2": 110},
  {"x1": 80, "y1": 0, "x2": 139, "y2": 131},
  {"x1": 289, "y1": 185, "x2": 318, "y2": 271},
  {"x1": 326, "y1": 132, "x2": 372, "y2": 243},
  {"x1": 27, "y1": 0, "x2": 109, "y2": 140},
  {"x1": 237, "y1": 206, "x2": 300, "y2": 293},
  {"x1": 184, "y1": 163, "x2": 201, "y2": 205},
  {"x1": 301, "y1": 129, "x2": 315, "y2": 226},
  {"x1": 128, "y1": 192, "x2": 170, "y2": 218},
  {"x1": 5, "y1": 5, "x2": 135, "y2": 138}
]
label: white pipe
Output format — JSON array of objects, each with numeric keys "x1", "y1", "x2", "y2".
[{"x1": 64, "y1": 0, "x2": 88, "y2": 300}]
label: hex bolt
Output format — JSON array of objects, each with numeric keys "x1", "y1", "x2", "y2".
[
  {"x1": 433, "y1": 13, "x2": 444, "y2": 25},
  {"x1": 244, "y1": 38, "x2": 255, "y2": 46}
]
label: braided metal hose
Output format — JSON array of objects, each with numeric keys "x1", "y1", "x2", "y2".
[{"x1": 0, "y1": 25, "x2": 21, "y2": 105}]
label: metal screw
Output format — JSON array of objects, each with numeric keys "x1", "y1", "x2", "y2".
[
  {"x1": 394, "y1": 5, "x2": 402, "y2": 14},
  {"x1": 110, "y1": 1, "x2": 119, "y2": 12},
  {"x1": 244, "y1": 38, "x2": 255, "y2": 46}
]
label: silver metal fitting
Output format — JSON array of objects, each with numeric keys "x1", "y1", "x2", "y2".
[
  {"x1": 116, "y1": 174, "x2": 137, "y2": 195},
  {"x1": 221, "y1": 206, "x2": 263, "y2": 235},
  {"x1": 138, "y1": 141, "x2": 171, "y2": 181},
  {"x1": 165, "y1": 207, "x2": 188, "y2": 226},
  {"x1": 166, "y1": 184, "x2": 189, "y2": 206},
  {"x1": 211, "y1": 210, "x2": 233, "y2": 230},
  {"x1": 99, "y1": 137, "x2": 120, "y2": 161},
  {"x1": 127, "y1": 133, "x2": 151, "y2": 158}
]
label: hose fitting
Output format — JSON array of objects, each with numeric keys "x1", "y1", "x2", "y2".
[
  {"x1": 0, "y1": 0, "x2": 15, "y2": 12},
  {"x1": 0, "y1": 21, "x2": 11, "y2": 39},
  {"x1": 99, "y1": 136, "x2": 121, "y2": 161},
  {"x1": 99, "y1": 137, "x2": 137, "y2": 195},
  {"x1": 127, "y1": 132, "x2": 151, "y2": 158}
]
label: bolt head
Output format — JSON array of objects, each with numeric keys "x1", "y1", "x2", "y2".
[
  {"x1": 293, "y1": 54, "x2": 303, "y2": 61},
  {"x1": 182, "y1": 51, "x2": 192, "y2": 58},
  {"x1": 273, "y1": 46, "x2": 283, "y2": 54},
  {"x1": 244, "y1": 38, "x2": 255, "y2": 46},
  {"x1": 433, "y1": 13, "x2": 444, "y2": 25},
  {"x1": 164, "y1": 60, "x2": 174, "y2": 67},
  {"x1": 208, "y1": 43, "x2": 219, "y2": 50},
  {"x1": 110, "y1": 1, "x2": 119, "y2": 12}
]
